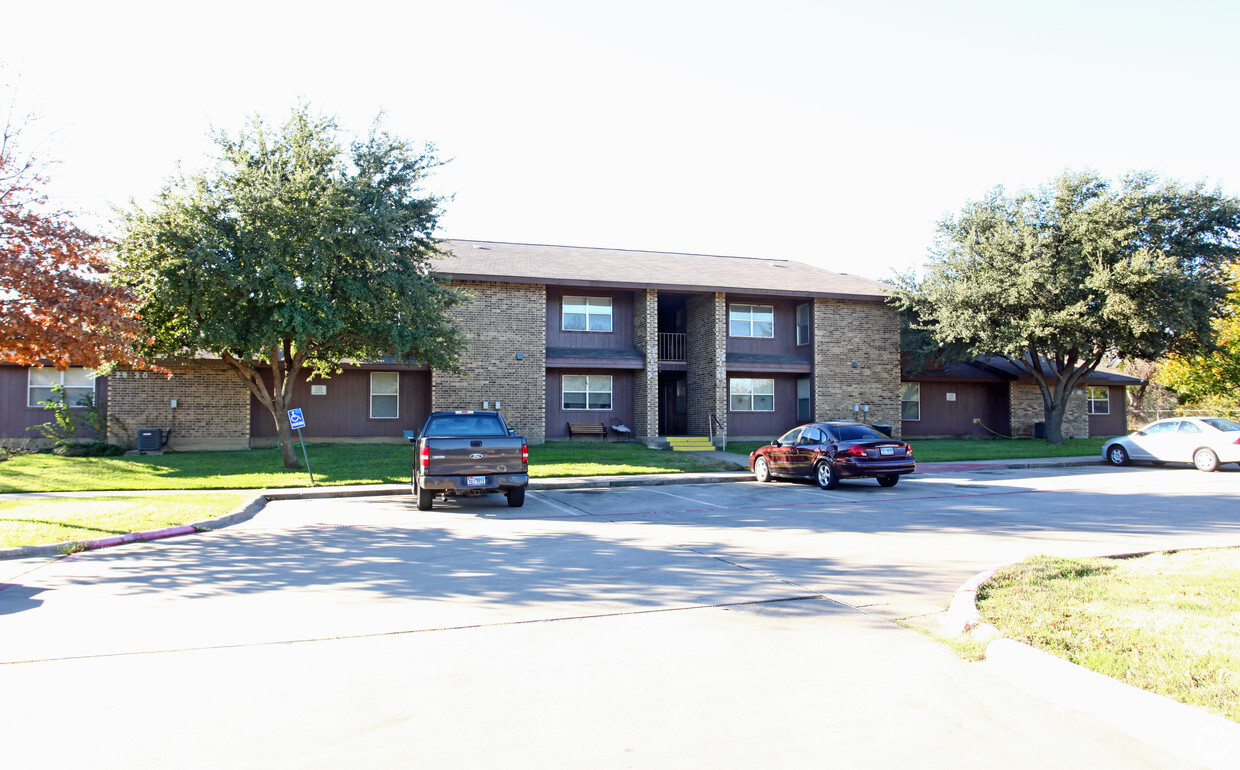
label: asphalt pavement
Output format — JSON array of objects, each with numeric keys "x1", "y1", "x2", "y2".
[{"x1": 3, "y1": 456, "x2": 1239, "y2": 767}]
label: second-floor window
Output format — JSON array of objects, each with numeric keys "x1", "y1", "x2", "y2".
[
  {"x1": 729, "y1": 304, "x2": 774, "y2": 338},
  {"x1": 28, "y1": 367, "x2": 95, "y2": 408},
  {"x1": 563, "y1": 296, "x2": 612, "y2": 332},
  {"x1": 796, "y1": 303, "x2": 811, "y2": 345}
]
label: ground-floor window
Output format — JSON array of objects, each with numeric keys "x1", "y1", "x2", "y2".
[
  {"x1": 1086, "y1": 385, "x2": 1110, "y2": 415},
  {"x1": 900, "y1": 382, "x2": 921, "y2": 421},
  {"x1": 730, "y1": 378, "x2": 775, "y2": 412},
  {"x1": 796, "y1": 377, "x2": 812, "y2": 421},
  {"x1": 370, "y1": 372, "x2": 399, "y2": 418},
  {"x1": 563, "y1": 374, "x2": 613, "y2": 410},
  {"x1": 28, "y1": 367, "x2": 95, "y2": 408}
]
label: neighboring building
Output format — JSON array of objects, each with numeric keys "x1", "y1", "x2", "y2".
[
  {"x1": 0, "y1": 363, "x2": 108, "y2": 445},
  {"x1": 4, "y1": 240, "x2": 903, "y2": 449},
  {"x1": 900, "y1": 356, "x2": 1143, "y2": 439}
]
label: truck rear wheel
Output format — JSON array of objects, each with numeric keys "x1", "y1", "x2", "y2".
[
  {"x1": 415, "y1": 479, "x2": 434, "y2": 511},
  {"x1": 506, "y1": 486, "x2": 526, "y2": 508}
]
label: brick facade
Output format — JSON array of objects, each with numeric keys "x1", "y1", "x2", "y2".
[
  {"x1": 633, "y1": 289, "x2": 659, "y2": 441},
  {"x1": 433, "y1": 280, "x2": 548, "y2": 443},
  {"x1": 1009, "y1": 382, "x2": 1089, "y2": 438},
  {"x1": 686, "y1": 293, "x2": 727, "y2": 440},
  {"x1": 812, "y1": 298, "x2": 902, "y2": 437},
  {"x1": 107, "y1": 364, "x2": 250, "y2": 450}
]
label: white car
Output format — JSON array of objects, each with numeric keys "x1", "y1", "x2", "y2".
[{"x1": 1102, "y1": 417, "x2": 1240, "y2": 472}]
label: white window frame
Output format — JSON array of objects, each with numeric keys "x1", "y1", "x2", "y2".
[
  {"x1": 562, "y1": 374, "x2": 613, "y2": 411},
  {"x1": 369, "y1": 371, "x2": 400, "y2": 419},
  {"x1": 795, "y1": 303, "x2": 811, "y2": 346},
  {"x1": 729, "y1": 304, "x2": 775, "y2": 338},
  {"x1": 729, "y1": 377, "x2": 775, "y2": 412},
  {"x1": 562, "y1": 296, "x2": 613, "y2": 333},
  {"x1": 28, "y1": 367, "x2": 95, "y2": 409},
  {"x1": 900, "y1": 382, "x2": 921, "y2": 421},
  {"x1": 1086, "y1": 385, "x2": 1110, "y2": 415}
]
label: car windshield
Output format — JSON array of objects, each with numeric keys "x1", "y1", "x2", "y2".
[
  {"x1": 777, "y1": 428, "x2": 803, "y2": 445},
  {"x1": 836, "y1": 425, "x2": 887, "y2": 441},
  {"x1": 1201, "y1": 418, "x2": 1240, "y2": 432}
]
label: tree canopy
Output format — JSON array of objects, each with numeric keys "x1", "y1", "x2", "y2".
[
  {"x1": 893, "y1": 170, "x2": 1240, "y2": 443},
  {"x1": 1156, "y1": 261, "x2": 1240, "y2": 409},
  {"x1": 115, "y1": 106, "x2": 467, "y2": 467},
  {"x1": 1, "y1": 114, "x2": 145, "y2": 370}
]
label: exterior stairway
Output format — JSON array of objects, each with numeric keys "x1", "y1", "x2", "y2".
[{"x1": 666, "y1": 436, "x2": 717, "y2": 452}]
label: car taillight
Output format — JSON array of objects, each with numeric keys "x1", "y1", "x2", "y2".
[
  {"x1": 844, "y1": 445, "x2": 868, "y2": 457},
  {"x1": 522, "y1": 443, "x2": 529, "y2": 464},
  {"x1": 905, "y1": 443, "x2": 913, "y2": 456},
  {"x1": 420, "y1": 444, "x2": 430, "y2": 468}
]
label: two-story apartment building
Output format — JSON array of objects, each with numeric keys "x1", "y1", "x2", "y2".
[{"x1": 3, "y1": 240, "x2": 903, "y2": 449}]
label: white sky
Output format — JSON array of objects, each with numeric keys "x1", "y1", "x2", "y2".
[{"x1": 4, "y1": 0, "x2": 1239, "y2": 281}]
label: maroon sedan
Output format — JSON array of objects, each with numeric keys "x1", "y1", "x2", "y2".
[{"x1": 749, "y1": 422, "x2": 916, "y2": 489}]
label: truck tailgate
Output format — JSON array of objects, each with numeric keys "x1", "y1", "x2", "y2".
[{"x1": 423, "y1": 438, "x2": 526, "y2": 475}]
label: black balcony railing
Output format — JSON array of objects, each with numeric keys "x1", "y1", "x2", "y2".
[{"x1": 658, "y1": 333, "x2": 686, "y2": 361}]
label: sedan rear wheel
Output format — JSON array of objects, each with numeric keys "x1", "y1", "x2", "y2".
[
  {"x1": 1106, "y1": 445, "x2": 1130, "y2": 467},
  {"x1": 876, "y1": 474, "x2": 899, "y2": 488},
  {"x1": 815, "y1": 461, "x2": 838, "y2": 490},
  {"x1": 1193, "y1": 447, "x2": 1220, "y2": 472},
  {"x1": 753, "y1": 456, "x2": 772, "y2": 483}
]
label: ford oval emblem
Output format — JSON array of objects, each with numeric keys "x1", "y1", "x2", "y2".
[
  {"x1": 469, "y1": 453, "x2": 484, "y2": 459},
  {"x1": 497, "y1": 465, "x2": 507, "y2": 472}
]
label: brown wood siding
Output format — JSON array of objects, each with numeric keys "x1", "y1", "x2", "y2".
[
  {"x1": 0, "y1": 364, "x2": 102, "y2": 440},
  {"x1": 250, "y1": 368, "x2": 431, "y2": 439},
  {"x1": 1088, "y1": 385, "x2": 1128, "y2": 437},
  {"x1": 902, "y1": 381, "x2": 1010, "y2": 437},
  {"x1": 546, "y1": 287, "x2": 635, "y2": 350},
  {"x1": 726, "y1": 296, "x2": 810, "y2": 360},
  {"x1": 726, "y1": 373, "x2": 801, "y2": 438},
  {"x1": 545, "y1": 370, "x2": 635, "y2": 439}
]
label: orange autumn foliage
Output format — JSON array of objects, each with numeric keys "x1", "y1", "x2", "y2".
[{"x1": 0, "y1": 147, "x2": 148, "y2": 371}]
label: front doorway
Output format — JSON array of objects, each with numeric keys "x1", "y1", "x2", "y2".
[{"x1": 659, "y1": 372, "x2": 688, "y2": 436}]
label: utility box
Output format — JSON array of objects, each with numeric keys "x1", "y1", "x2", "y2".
[{"x1": 136, "y1": 429, "x2": 163, "y2": 452}]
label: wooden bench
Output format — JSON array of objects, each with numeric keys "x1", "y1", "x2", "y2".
[{"x1": 568, "y1": 422, "x2": 606, "y2": 440}]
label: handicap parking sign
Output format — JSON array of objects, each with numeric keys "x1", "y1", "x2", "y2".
[{"x1": 288, "y1": 408, "x2": 306, "y2": 430}]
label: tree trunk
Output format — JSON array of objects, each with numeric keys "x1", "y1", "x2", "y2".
[
  {"x1": 220, "y1": 349, "x2": 303, "y2": 470},
  {"x1": 271, "y1": 401, "x2": 301, "y2": 469}
]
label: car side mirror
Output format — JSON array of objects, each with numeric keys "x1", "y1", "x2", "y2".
[
  {"x1": 508, "y1": 428, "x2": 515, "y2": 436},
  {"x1": 770, "y1": 439, "x2": 781, "y2": 448},
  {"x1": 1134, "y1": 430, "x2": 1146, "y2": 436},
  {"x1": 403, "y1": 429, "x2": 417, "y2": 442}
]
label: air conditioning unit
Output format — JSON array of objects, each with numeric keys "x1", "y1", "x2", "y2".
[{"x1": 136, "y1": 429, "x2": 163, "y2": 452}]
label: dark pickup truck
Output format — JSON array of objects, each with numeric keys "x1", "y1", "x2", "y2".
[{"x1": 407, "y1": 410, "x2": 529, "y2": 511}]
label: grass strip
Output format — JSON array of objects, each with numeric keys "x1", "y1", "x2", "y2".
[
  {"x1": 0, "y1": 442, "x2": 737, "y2": 493},
  {"x1": 977, "y1": 550, "x2": 1240, "y2": 722},
  {"x1": 0, "y1": 494, "x2": 252, "y2": 549}
]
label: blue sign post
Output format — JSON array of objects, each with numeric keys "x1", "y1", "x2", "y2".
[{"x1": 287, "y1": 408, "x2": 315, "y2": 486}]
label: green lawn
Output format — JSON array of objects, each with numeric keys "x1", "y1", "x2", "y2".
[
  {"x1": 0, "y1": 494, "x2": 251, "y2": 549},
  {"x1": 0, "y1": 441, "x2": 738, "y2": 494},
  {"x1": 978, "y1": 550, "x2": 1240, "y2": 723}
]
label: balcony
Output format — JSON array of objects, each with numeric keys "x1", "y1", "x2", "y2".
[{"x1": 659, "y1": 333, "x2": 686, "y2": 362}]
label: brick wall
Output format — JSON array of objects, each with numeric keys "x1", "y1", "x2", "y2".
[
  {"x1": 108, "y1": 364, "x2": 250, "y2": 450},
  {"x1": 434, "y1": 280, "x2": 547, "y2": 443},
  {"x1": 812, "y1": 298, "x2": 901, "y2": 437},
  {"x1": 633, "y1": 288, "x2": 659, "y2": 441},
  {"x1": 1010, "y1": 382, "x2": 1089, "y2": 438},
  {"x1": 686, "y1": 293, "x2": 727, "y2": 438}
]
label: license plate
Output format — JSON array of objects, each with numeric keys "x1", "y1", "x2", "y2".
[
  {"x1": 880, "y1": 447, "x2": 895, "y2": 456},
  {"x1": 465, "y1": 476, "x2": 487, "y2": 487}
]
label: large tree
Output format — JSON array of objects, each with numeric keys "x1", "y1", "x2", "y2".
[
  {"x1": 1155, "y1": 261, "x2": 1240, "y2": 409},
  {"x1": 1, "y1": 111, "x2": 145, "y2": 370},
  {"x1": 894, "y1": 170, "x2": 1240, "y2": 443},
  {"x1": 115, "y1": 107, "x2": 467, "y2": 468}
]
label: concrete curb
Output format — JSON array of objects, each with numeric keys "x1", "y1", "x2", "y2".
[{"x1": 945, "y1": 550, "x2": 1240, "y2": 770}]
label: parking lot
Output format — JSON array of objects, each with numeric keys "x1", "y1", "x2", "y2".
[{"x1": 2, "y1": 465, "x2": 1239, "y2": 767}]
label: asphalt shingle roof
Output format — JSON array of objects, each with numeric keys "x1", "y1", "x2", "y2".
[{"x1": 435, "y1": 240, "x2": 891, "y2": 301}]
